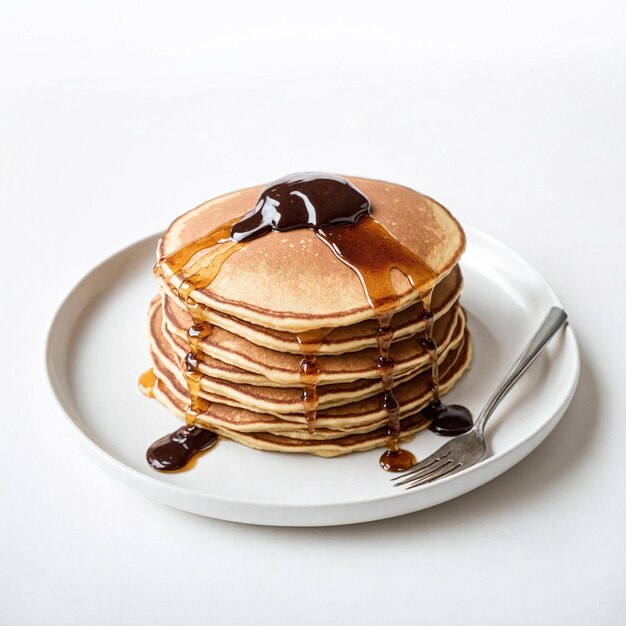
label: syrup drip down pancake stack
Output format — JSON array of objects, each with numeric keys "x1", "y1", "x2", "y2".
[{"x1": 141, "y1": 174, "x2": 473, "y2": 472}]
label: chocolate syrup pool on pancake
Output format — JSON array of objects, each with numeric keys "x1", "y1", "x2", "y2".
[
  {"x1": 230, "y1": 173, "x2": 370, "y2": 242},
  {"x1": 144, "y1": 172, "x2": 470, "y2": 472}
]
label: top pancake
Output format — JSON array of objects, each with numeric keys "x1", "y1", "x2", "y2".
[{"x1": 157, "y1": 176, "x2": 465, "y2": 332}]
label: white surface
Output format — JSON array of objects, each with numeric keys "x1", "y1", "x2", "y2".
[
  {"x1": 1, "y1": 0, "x2": 624, "y2": 623},
  {"x1": 45, "y1": 228, "x2": 579, "y2": 526}
]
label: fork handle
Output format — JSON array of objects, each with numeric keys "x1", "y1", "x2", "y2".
[{"x1": 473, "y1": 307, "x2": 568, "y2": 435}]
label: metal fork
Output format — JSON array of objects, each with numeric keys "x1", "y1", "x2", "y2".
[{"x1": 392, "y1": 307, "x2": 568, "y2": 490}]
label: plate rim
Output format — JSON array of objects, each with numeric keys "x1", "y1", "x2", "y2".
[{"x1": 44, "y1": 225, "x2": 580, "y2": 522}]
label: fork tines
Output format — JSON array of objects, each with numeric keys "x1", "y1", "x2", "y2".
[{"x1": 391, "y1": 450, "x2": 464, "y2": 489}]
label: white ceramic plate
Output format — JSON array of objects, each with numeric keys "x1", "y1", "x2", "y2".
[{"x1": 46, "y1": 226, "x2": 579, "y2": 526}]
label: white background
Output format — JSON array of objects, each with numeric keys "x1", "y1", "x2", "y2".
[{"x1": 1, "y1": 1, "x2": 625, "y2": 624}]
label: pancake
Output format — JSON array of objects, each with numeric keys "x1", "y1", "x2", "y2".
[{"x1": 156, "y1": 176, "x2": 465, "y2": 332}]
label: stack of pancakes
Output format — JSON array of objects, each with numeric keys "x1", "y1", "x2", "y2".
[{"x1": 148, "y1": 176, "x2": 472, "y2": 457}]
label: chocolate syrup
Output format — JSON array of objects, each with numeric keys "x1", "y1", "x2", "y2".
[
  {"x1": 230, "y1": 173, "x2": 370, "y2": 242},
  {"x1": 147, "y1": 425, "x2": 218, "y2": 471},
  {"x1": 423, "y1": 400, "x2": 473, "y2": 436}
]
